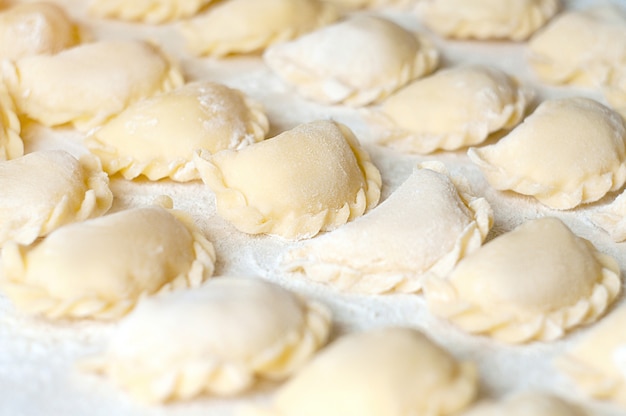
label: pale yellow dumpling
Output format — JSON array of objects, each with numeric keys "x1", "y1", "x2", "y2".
[
  {"x1": 193, "y1": 120, "x2": 381, "y2": 240},
  {"x1": 425, "y1": 217, "x2": 621, "y2": 344},
  {"x1": 0, "y1": 206, "x2": 216, "y2": 320},
  {"x1": 263, "y1": 14, "x2": 438, "y2": 106},
  {"x1": 84, "y1": 82, "x2": 269, "y2": 182},
  {"x1": 90, "y1": 0, "x2": 216, "y2": 24},
  {"x1": 416, "y1": 0, "x2": 560, "y2": 40},
  {"x1": 179, "y1": 0, "x2": 338, "y2": 57},
  {"x1": 461, "y1": 392, "x2": 588, "y2": 416},
  {"x1": 0, "y1": 81, "x2": 22, "y2": 161},
  {"x1": 282, "y1": 162, "x2": 492, "y2": 294},
  {"x1": 468, "y1": 97, "x2": 626, "y2": 210},
  {"x1": 2, "y1": 40, "x2": 184, "y2": 131},
  {"x1": 0, "y1": 150, "x2": 112, "y2": 247},
  {"x1": 82, "y1": 277, "x2": 331, "y2": 403},
  {"x1": 372, "y1": 65, "x2": 528, "y2": 154}
]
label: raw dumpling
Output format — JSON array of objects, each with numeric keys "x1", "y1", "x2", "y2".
[
  {"x1": 2, "y1": 40, "x2": 184, "y2": 131},
  {"x1": 461, "y1": 392, "x2": 588, "y2": 416},
  {"x1": 416, "y1": 0, "x2": 560, "y2": 40},
  {"x1": 0, "y1": 206, "x2": 216, "y2": 320},
  {"x1": 179, "y1": 0, "x2": 338, "y2": 57},
  {"x1": 90, "y1": 0, "x2": 216, "y2": 24},
  {"x1": 193, "y1": 120, "x2": 381, "y2": 240},
  {"x1": 0, "y1": 2, "x2": 82, "y2": 60},
  {"x1": 556, "y1": 303, "x2": 626, "y2": 406},
  {"x1": 263, "y1": 15, "x2": 438, "y2": 106},
  {"x1": 82, "y1": 277, "x2": 331, "y2": 403},
  {"x1": 84, "y1": 82, "x2": 269, "y2": 182},
  {"x1": 0, "y1": 81, "x2": 22, "y2": 161},
  {"x1": 527, "y1": 6, "x2": 626, "y2": 87},
  {"x1": 0, "y1": 150, "x2": 112, "y2": 247},
  {"x1": 468, "y1": 97, "x2": 626, "y2": 210},
  {"x1": 424, "y1": 217, "x2": 621, "y2": 344},
  {"x1": 246, "y1": 327, "x2": 477, "y2": 416},
  {"x1": 282, "y1": 162, "x2": 492, "y2": 294},
  {"x1": 371, "y1": 65, "x2": 528, "y2": 154}
]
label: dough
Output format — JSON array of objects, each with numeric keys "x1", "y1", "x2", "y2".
[
  {"x1": 0, "y1": 150, "x2": 112, "y2": 247},
  {"x1": 0, "y1": 2, "x2": 81, "y2": 60},
  {"x1": 89, "y1": 0, "x2": 216, "y2": 24},
  {"x1": 247, "y1": 327, "x2": 477, "y2": 416},
  {"x1": 556, "y1": 303, "x2": 626, "y2": 406},
  {"x1": 527, "y1": 5, "x2": 626, "y2": 87},
  {"x1": 468, "y1": 97, "x2": 626, "y2": 210},
  {"x1": 372, "y1": 65, "x2": 528, "y2": 154},
  {"x1": 282, "y1": 162, "x2": 492, "y2": 294},
  {"x1": 84, "y1": 81, "x2": 269, "y2": 182},
  {"x1": 179, "y1": 0, "x2": 338, "y2": 57},
  {"x1": 424, "y1": 217, "x2": 621, "y2": 344},
  {"x1": 2, "y1": 40, "x2": 184, "y2": 131},
  {"x1": 0, "y1": 81, "x2": 22, "y2": 161},
  {"x1": 461, "y1": 391, "x2": 588, "y2": 416},
  {"x1": 81, "y1": 277, "x2": 331, "y2": 403},
  {"x1": 416, "y1": 0, "x2": 560, "y2": 40},
  {"x1": 0, "y1": 206, "x2": 216, "y2": 320},
  {"x1": 193, "y1": 120, "x2": 381, "y2": 240},
  {"x1": 263, "y1": 14, "x2": 438, "y2": 106}
]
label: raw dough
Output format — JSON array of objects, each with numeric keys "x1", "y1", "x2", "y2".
[
  {"x1": 89, "y1": 0, "x2": 216, "y2": 24},
  {"x1": 193, "y1": 120, "x2": 381, "y2": 240},
  {"x1": 372, "y1": 65, "x2": 528, "y2": 153},
  {"x1": 2, "y1": 40, "x2": 184, "y2": 131},
  {"x1": 81, "y1": 277, "x2": 331, "y2": 403},
  {"x1": 0, "y1": 150, "x2": 112, "y2": 247},
  {"x1": 468, "y1": 97, "x2": 626, "y2": 210},
  {"x1": 84, "y1": 81, "x2": 269, "y2": 182},
  {"x1": 0, "y1": 206, "x2": 216, "y2": 320},
  {"x1": 461, "y1": 391, "x2": 588, "y2": 416},
  {"x1": 282, "y1": 162, "x2": 492, "y2": 294},
  {"x1": 263, "y1": 14, "x2": 438, "y2": 106},
  {"x1": 416, "y1": 0, "x2": 560, "y2": 40},
  {"x1": 246, "y1": 327, "x2": 477, "y2": 416},
  {"x1": 425, "y1": 217, "x2": 621, "y2": 344},
  {"x1": 0, "y1": 81, "x2": 22, "y2": 161},
  {"x1": 179, "y1": 0, "x2": 338, "y2": 57}
]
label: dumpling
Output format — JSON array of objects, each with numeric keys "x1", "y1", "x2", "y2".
[
  {"x1": 0, "y1": 2, "x2": 82, "y2": 60},
  {"x1": 371, "y1": 65, "x2": 528, "y2": 154},
  {"x1": 0, "y1": 81, "x2": 22, "y2": 161},
  {"x1": 2, "y1": 40, "x2": 184, "y2": 131},
  {"x1": 424, "y1": 217, "x2": 621, "y2": 344},
  {"x1": 527, "y1": 6, "x2": 626, "y2": 87},
  {"x1": 84, "y1": 81, "x2": 269, "y2": 182},
  {"x1": 556, "y1": 303, "x2": 626, "y2": 406},
  {"x1": 0, "y1": 205, "x2": 216, "y2": 320},
  {"x1": 282, "y1": 162, "x2": 492, "y2": 294},
  {"x1": 81, "y1": 277, "x2": 331, "y2": 403},
  {"x1": 179, "y1": 0, "x2": 338, "y2": 57},
  {"x1": 468, "y1": 97, "x2": 626, "y2": 210},
  {"x1": 263, "y1": 15, "x2": 438, "y2": 106},
  {"x1": 246, "y1": 327, "x2": 477, "y2": 416},
  {"x1": 415, "y1": 0, "x2": 560, "y2": 40},
  {"x1": 89, "y1": 0, "x2": 216, "y2": 24},
  {"x1": 193, "y1": 120, "x2": 382, "y2": 240},
  {"x1": 0, "y1": 150, "x2": 112, "y2": 247},
  {"x1": 461, "y1": 392, "x2": 588, "y2": 416}
]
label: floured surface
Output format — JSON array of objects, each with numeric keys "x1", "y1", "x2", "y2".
[{"x1": 1, "y1": 0, "x2": 626, "y2": 415}]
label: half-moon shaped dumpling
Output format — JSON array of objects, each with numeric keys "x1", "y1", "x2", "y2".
[
  {"x1": 0, "y1": 81, "x2": 22, "y2": 161},
  {"x1": 81, "y1": 277, "x2": 331, "y2": 403},
  {"x1": 0, "y1": 206, "x2": 216, "y2": 320},
  {"x1": 468, "y1": 97, "x2": 626, "y2": 210},
  {"x1": 416, "y1": 0, "x2": 560, "y2": 40},
  {"x1": 179, "y1": 0, "x2": 338, "y2": 57},
  {"x1": 84, "y1": 81, "x2": 269, "y2": 182},
  {"x1": 556, "y1": 303, "x2": 626, "y2": 406},
  {"x1": 527, "y1": 6, "x2": 626, "y2": 87},
  {"x1": 2, "y1": 40, "x2": 184, "y2": 131},
  {"x1": 263, "y1": 14, "x2": 439, "y2": 106},
  {"x1": 424, "y1": 217, "x2": 621, "y2": 344},
  {"x1": 0, "y1": 150, "x2": 112, "y2": 247},
  {"x1": 89, "y1": 0, "x2": 216, "y2": 24},
  {"x1": 246, "y1": 327, "x2": 477, "y2": 416},
  {"x1": 193, "y1": 120, "x2": 382, "y2": 240},
  {"x1": 282, "y1": 162, "x2": 492, "y2": 294},
  {"x1": 461, "y1": 392, "x2": 588, "y2": 416},
  {"x1": 0, "y1": 2, "x2": 82, "y2": 60},
  {"x1": 371, "y1": 65, "x2": 528, "y2": 154}
]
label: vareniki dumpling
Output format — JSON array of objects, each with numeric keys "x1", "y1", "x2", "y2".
[{"x1": 90, "y1": 0, "x2": 217, "y2": 24}]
